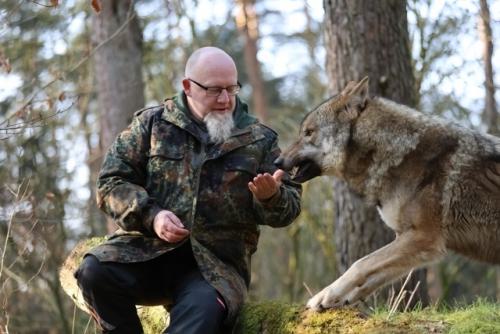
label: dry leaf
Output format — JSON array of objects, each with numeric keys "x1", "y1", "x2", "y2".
[
  {"x1": 0, "y1": 51, "x2": 11, "y2": 73},
  {"x1": 50, "y1": 0, "x2": 59, "y2": 6},
  {"x1": 91, "y1": 0, "x2": 102, "y2": 13},
  {"x1": 2, "y1": 58, "x2": 11, "y2": 73}
]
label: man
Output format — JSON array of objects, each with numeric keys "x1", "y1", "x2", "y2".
[{"x1": 75, "y1": 46, "x2": 302, "y2": 334}]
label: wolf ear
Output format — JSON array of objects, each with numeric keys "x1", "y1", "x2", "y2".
[
  {"x1": 348, "y1": 76, "x2": 369, "y2": 108},
  {"x1": 339, "y1": 76, "x2": 369, "y2": 121}
]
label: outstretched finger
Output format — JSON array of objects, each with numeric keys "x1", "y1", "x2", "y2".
[{"x1": 273, "y1": 169, "x2": 285, "y2": 185}]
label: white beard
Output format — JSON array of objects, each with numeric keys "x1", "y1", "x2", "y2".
[{"x1": 203, "y1": 111, "x2": 234, "y2": 144}]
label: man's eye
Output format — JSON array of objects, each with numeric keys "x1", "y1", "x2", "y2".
[
  {"x1": 207, "y1": 88, "x2": 222, "y2": 95},
  {"x1": 226, "y1": 85, "x2": 240, "y2": 94}
]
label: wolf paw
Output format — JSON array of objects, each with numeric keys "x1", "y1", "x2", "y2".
[{"x1": 306, "y1": 287, "x2": 347, "y2": 311}]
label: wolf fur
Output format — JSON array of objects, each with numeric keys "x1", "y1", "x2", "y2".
[{"x1": 275, "y1": 77, "x2": 500, "y2": 311}]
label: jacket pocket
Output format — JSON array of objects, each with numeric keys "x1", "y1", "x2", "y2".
[
  {"x1": 149, "y1": 144, "x2": 184, "y2": 160},
  {"x1": 223, "y1": 155, "x2": 258, "y2": 176},
  {"x1": 146, "y1": 145, "x2": 187, "y2": 209},
  {"x1": 221, "y1": 155, "x2": 258, "y2": 193}
]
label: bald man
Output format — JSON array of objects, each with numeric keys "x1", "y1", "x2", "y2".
[{"x1": 75, "y1": 47, "x2": 302, "y2": 334}]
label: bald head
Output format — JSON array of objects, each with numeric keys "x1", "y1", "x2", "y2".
[
  {"x1": 182, "y1": 47, "x2": 239, "y2": 121},
  {"x1": 184, "y1": 47, "x2": 237, "y2": 81}
]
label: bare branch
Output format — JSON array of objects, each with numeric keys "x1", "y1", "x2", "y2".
[
  {"x1": 0, "y1": 99, "x2": 76, "y2": 139},
  {"x1": 1, "y1": 3, "x2": 137, "y2": 133}
]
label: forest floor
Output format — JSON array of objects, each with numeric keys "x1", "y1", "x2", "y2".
[
  {"x1": 232, "y1": 299, "x2": 500, "y2": 334},
  {"x1": 61, "y1": 239, "x2": 499, "y2": 333}
]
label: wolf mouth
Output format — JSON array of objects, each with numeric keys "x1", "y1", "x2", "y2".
[{"x1": 291, "y1": 159, "x2": 322, "y2": 183}]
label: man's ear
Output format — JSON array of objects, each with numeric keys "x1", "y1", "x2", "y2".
[{"x1": 182, "y1": 79, "x2": 191, "y2": 95}]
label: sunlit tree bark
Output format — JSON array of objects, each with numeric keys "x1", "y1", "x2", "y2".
[
  {"x1": 91, "y1": 0, "x2": 145, "y2": 233},
  {"x1": 478, "y1": 0, "x2": 499, "y2": 302},
  {"x1": 479, "y1": 0, "x2": 498, "y2": 135},
  {"x1": 236, "y1": 0, "x2": 268, "y2": 122}
]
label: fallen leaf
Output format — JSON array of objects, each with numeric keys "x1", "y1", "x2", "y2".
[{"x1": 91, "y1": 0, "x2": 101, "y2": 13}]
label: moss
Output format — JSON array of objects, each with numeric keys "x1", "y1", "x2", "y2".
[
  {"x1": 138, "y1": 305, "x2": 169, "y2": 334},
  {"x1": 233, "y1": 301, "x2": 301, "y2": 334},
  {"x1": 60, "y1": 239, "x2": 500, "y2": 333},
  {"x1": 59, "y1": 237, "x2": 108, "y2": 313},
  {"x1": 232, "y1": 300, "x2": 499, "y2": 334},
  {"x1": 294, "y1": 307, "x2": 365, "y2": 334}
]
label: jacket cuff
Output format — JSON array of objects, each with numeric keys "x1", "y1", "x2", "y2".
[
  {"x1": 256, "y1": 186, "x2": 282, "y2": 207},
  {"x1": 143, "y1": 203, "x2": 163, "y2": 234}
]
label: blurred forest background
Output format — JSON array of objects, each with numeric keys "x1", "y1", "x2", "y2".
[{"x1": 0, "y1": 0, "x2": 499, "y2": 333}]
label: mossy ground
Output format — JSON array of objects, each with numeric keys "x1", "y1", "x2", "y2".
[
  {"x1": 139, "y1": 306, "x2": 169, "y2": 334},
  {"x1": 60, "y1": 239, "x2": 499, "y2": 333},
  {"x1": 388, "y1": 300, "x2": 500, "y2": 334},
  {"x1": 230, "y1": 299, "x2": 499, "y2": 334}
]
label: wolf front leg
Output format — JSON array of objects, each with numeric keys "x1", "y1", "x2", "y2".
[{"x1": 306, "y1": 231, "x2": 445, "y2": 311}]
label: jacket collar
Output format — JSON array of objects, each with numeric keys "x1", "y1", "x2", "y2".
[
  {"x1": 161, "y1": 93, "x2": 265, "y2": 155},
  {"x1": 162, "y1": 92, "x2": 258, "y2": 128}
]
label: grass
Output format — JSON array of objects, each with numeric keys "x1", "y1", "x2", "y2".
[
  {"x1": 60, "y1": 239, "x2": 499, "y2": 333},
  {"x1": 357, "y1": 299, "x2": 499, "y2": 334},
  {"x1": 231, "y1": 299, "x2": 499, "y2": 334}
]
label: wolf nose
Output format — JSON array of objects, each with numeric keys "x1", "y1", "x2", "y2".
[{"x1": 274, "y1": 157, "x2": 284, "y2": 169}]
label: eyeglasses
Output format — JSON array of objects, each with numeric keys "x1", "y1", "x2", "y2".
[{"x1": 188, "y1": 78, "x2": 241, "y2": 96}]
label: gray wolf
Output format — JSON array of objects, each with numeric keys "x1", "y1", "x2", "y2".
[{"x1": 275, "y1": 77, "x2": 500, "y2": 311}]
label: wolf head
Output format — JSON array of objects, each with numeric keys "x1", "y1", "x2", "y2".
[{"x1": 275, "y1": 77, "x2": 369, "y2": 183}]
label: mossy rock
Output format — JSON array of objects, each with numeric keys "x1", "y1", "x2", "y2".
[
  {"x1": 60, "y1": 238, "x2": 500, "y2": 333},
  {"x1": 59, "y1": 237, "x2": 170, "y2": 332},
  {"x1": 59, "y1": 237, "x2": 106, "y2": 313}
]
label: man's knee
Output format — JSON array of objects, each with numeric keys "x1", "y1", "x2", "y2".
[
  {"x1": 75, "y1": 255, "x2": 106, "y2": 291},
  {"x1": 168, "y1": 279, "x2": 226, "y2": 334},
  {"x1": 178, "y1": 283, "x2": 227, "y2": 324},
  {"x1": 194, "y1": 288, "x2": 226, "y2": 317}
]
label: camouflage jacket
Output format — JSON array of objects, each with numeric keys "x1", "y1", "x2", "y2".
[{"x1": 88, "y1": 93, "x2": 302, "y2": 323}]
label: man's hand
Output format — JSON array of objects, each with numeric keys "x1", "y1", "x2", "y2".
[
  {"x1": 248, "y1": 169, "x2": 284, "y2": 201},
  {"x1": 153, "y1": 210, "x2": 190, "y2": 243}
]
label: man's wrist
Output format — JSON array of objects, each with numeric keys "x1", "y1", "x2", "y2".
[{"x1": 257, "y1": 187, "x2": 281, "y2": 204}]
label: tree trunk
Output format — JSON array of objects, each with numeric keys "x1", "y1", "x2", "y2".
[
  {"x1": 479, "y1": 0, "x2": 498, "y2": 135},
  {"x1": 478, "y1": 0, "x2": 499, "y2": 302},
  {"x1": 323, "y1": 0, "x2": 429, "y2": 308},
  {"x1": 91, "y1": 0, "x2": 145, "y2": 233},
  {"x1": 236, "y1": 0, "x2": 268, "y2": 122}
]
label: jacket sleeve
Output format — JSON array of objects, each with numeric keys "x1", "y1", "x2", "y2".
[
  {"x1": 96, "y1": 111, "x2": 162, "y2": 234},
  {"x1": 253, "y1": 135, "x2": 302, "y2": 227}
]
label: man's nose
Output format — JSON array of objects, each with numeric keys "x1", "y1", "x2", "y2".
[{"x1": 217, "y1": 89, "x2": 230, "y2": 102}]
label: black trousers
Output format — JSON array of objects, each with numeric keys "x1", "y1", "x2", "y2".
[{"x1": 75, "y1": 243, "x2": 227, "y2": 334}]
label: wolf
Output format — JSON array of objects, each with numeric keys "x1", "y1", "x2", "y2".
[{"x1": 275, "y1": 77, "x2": 500, "y2": 311}]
